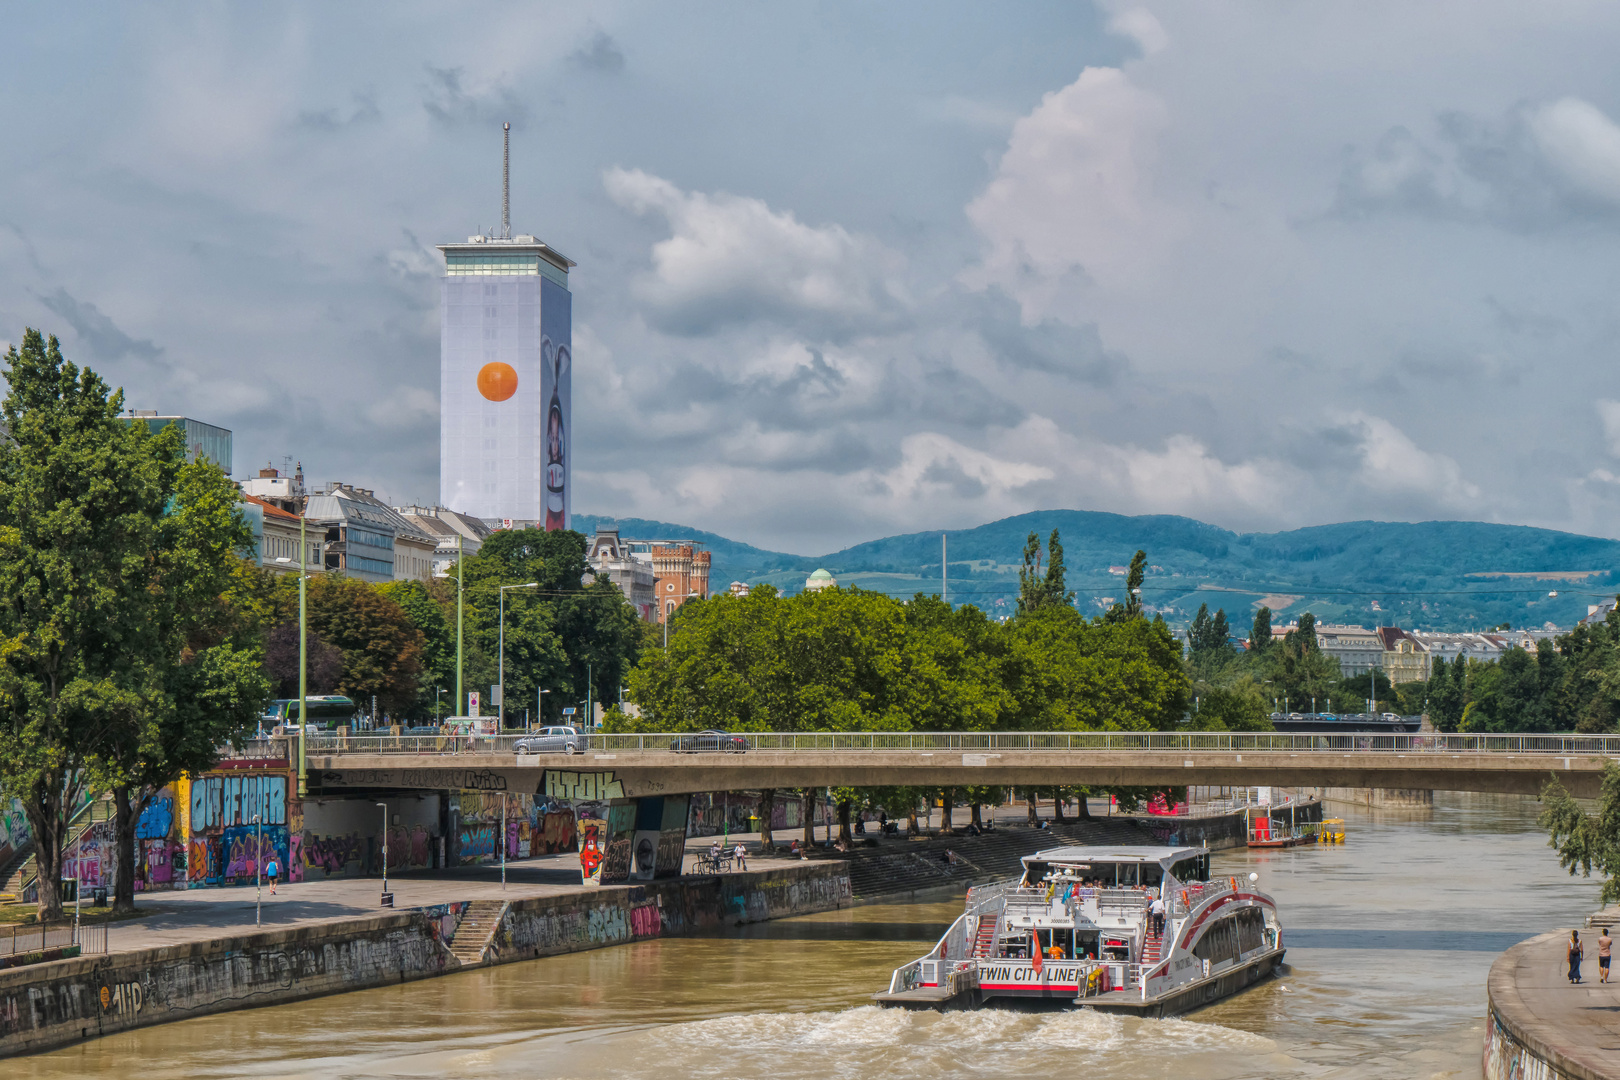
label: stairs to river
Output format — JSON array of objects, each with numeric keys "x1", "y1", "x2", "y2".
[{"x1": 448, "y1": 900, "x2": 509, "y2": 966}]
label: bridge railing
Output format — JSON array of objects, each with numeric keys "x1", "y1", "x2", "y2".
[{"x1": 296, "y1": 730, "x2": 1620, "y2": 757}]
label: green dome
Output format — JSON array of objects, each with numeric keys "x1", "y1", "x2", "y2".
[{"x1": 808, "y1": 569, "x2": 833, "y2": 581}]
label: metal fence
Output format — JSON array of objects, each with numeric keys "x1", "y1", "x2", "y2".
[
  {"x1": 293, "y1": 730, "x2": 1620, "y2": 757},
  {"x1": 0, "y1": 918, "x2": 106, "y2": 959}
]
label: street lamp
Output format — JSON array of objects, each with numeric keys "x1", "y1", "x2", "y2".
[
  {"x1": 376, "y1": 801, "x2": 391, "y2": 906},
  {"x1": 275, "y1": 516, "x2": 312, "y2": 797},
  {"x1": 498, "y1": 583, "x2": 539, "y2": 728},
  {"x1": 537, "y1": 687, "x2": 549, "y2": 730},
  {"x1": 253, "y1": 813, "x2": 263, "y2": 927}
]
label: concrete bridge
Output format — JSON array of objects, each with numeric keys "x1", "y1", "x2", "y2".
[{"x1": 245, "y1": 731, "x2": 1620, "y2": 800}]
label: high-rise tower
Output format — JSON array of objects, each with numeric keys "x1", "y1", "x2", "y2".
[{"x1": 438, "y1": 124, "x2": 575, "y2": 527}]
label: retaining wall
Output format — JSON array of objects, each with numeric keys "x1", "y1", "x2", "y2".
[
  {"x1": 0, "y1": 861, "x2": 852, "y2": 1060},
  {"x1": 1484, "y1": 930, "x2": 1612, "y2": 1080}
]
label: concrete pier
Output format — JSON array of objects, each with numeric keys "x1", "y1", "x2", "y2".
[{"x1": 1485, "y1": 929, "x2": 1620, "y2": 1080}]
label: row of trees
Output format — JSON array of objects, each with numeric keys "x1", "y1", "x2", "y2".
[{"x1": 1425, "y1": 612, "x2": 1620, "y2": 733}]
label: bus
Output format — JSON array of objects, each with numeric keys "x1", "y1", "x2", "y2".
[{"x1": 262, "y1": 696, "x2": 360, "y2": 732}]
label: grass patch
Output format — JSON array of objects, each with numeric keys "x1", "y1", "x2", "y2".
[{"x1": 0, "y1": 902, "x2": 152, "y2": 926}]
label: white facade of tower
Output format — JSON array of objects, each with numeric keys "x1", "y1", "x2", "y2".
[{"x1": 438, "y1": 237, "x2": 574, "y2": 526}]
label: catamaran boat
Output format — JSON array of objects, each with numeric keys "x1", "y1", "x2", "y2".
[{"x1": 875, "y1": 845, "x2": 1285, "y2": 1017}]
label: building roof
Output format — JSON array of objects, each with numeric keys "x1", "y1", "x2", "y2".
[
  {"x1": 241, "y1": 493, "x2": 302, "y2": 523},
  {"x1": 808, "y1": 569, "x2": 834, "y2": 582}
]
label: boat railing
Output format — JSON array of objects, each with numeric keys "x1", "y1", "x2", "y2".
[
  {"x1": 1169, "y1": 877, "x2": 1234, "y2": 917},
  {"x1": 1097, "y1": 889, "x2": 1152, "y2": 913},
  {"x1": 964, "y1": 878, "x2": 1020, "y2": 917},
  {"x1": 888, "y1": 958, "x2": 925, "y2": 995}
]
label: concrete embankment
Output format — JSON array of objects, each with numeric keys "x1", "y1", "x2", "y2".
[
  {"x1": 0, "y1": 861, "x2": 851, "y2": 1059},
  {"x1": 1485, "y1": 929, "x2": 1616, "y2": 1080}
]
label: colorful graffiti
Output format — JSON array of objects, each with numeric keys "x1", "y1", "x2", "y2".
[
  {"x1": 629, "y1": 901, "x2": 661, "y2": 938},
  {"x1": 222, "y1": 825, "x2": 290, "y2": 881},
  {"x1": 134, "y1": 797, "x2": 175, "y2": 840},
  {"x1": 63, "y1": 821, "x2": 116, "y2": 888},
  {"x1": 578, "y1": 819, "x2": 605, "y2": 885},
  {"x1": 385, "y1": 824, "x2": 432, "y2": 872},
  {"x1": 457, "y1": 823, "x2": 495, "y2": 863},
  {"x1": 187, "y1": 836, "x2": 222, "y2": 885},
  {"x1": 534, "y1": 808, "x2": 577, "y2": 855},
  {"x1": 302, "y1": 833, "x2": 366, "y2": 877},
  {"x1": 189, "y1": 774, "x2": 286, "y2": 831},
  {"x1": 134, "y1": 839, "x2": 175, "y2": 890}
]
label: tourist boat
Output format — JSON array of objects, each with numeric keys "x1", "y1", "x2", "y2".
[
  {"x1": 874, "y1": 845, "x2": 1285, "y2": 1017},
  {"x1": 1246, "y1": 803, "x2": 1310, "y2": 849}
]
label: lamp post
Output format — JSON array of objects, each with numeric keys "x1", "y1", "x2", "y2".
[
  {"x1": 376, "y1": 801, "x2": 391, "y2": 905},
  {"x1": 456, "y1": 533, "x2": 464, "y2": 716},
  {"x1": 500, "y1": 794, "x2": 507, "y2": 890},
  {"x1": 275, "y1": 515, "x2": 312, "y2": 797},
  {"x1": 499, "y1": 583, "x2": 539, "y2": 728},
  {"x1": 537, "y1": 687, "x2": 549, "y2": 730},
  {"x1": 253, "y1": 813, "x2": 263, "y2": 927}
]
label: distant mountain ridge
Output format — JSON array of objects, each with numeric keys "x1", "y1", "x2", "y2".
[{"x1": 574, "y1": 510, "x2": 1620, "y2": 631}]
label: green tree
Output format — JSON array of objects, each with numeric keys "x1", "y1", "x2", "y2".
[
  {"x1": 1428, "y1": 655, "x2": 1465, "y2": 732},
  {"x1": 1190, "y1": 677, "x2": 1274, "y2": 731},
  {"x1": 1009, "y1": 606, "x2": 1189, "y2": 730},
  {"x1": 1250, "y1": 606, "x2": 1273, "y2": 653},
  {"x1": 0, "y1": 330, "x2": 266, "y2": 920},
  {"x1": 306, "y1": 576, "x2": 424, "y2": 717},
  {"x1": 1540, "y1": 762, "x2": 1620, "y2": 904},
  {"x1": 1102, "y1": 550, "x2": 1147, "y2": 623},
  {"x1": 378, "y1": 578, "x2": 457, "y2": 720},
  {"x1": 1017, "y1": 529, "x2": 1074, "y2": 615}
]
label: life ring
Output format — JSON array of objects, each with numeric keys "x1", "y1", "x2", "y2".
[{"x1": 1180, "y1": 889, "x2": 1188, "y2": 907}]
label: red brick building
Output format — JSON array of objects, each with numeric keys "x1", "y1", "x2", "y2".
[{"x1": 651, "y1": 545, "x2": 711, "y2": 622}]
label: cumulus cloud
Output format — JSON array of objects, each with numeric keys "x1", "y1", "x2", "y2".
[
  {"x1": 1328, "y1": 412, "x2": 1480, "y2": 507},
  {"x1": 568, "y1": 29, "x2": 625, "y2": 73},
  {"x1": 1107, "y1": 8, "x2": 1168, "y2": 56},
  {"x1": 1529, "y1": 97, "x2": 1620, "y2": 204},
  {"x1": 963, "y1": 65, "x2": 1177, "y2": 321},
  {"x1": 603, "y1": 167, "x2": 909, "y2": 338}
]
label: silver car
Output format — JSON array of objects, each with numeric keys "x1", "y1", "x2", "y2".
[{"x1": 513, "y1": 725, "x2": 586, "y2": 754}]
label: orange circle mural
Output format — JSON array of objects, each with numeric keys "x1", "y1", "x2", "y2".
[{"x1": 477, "y1": 362, "x2": 518, "y2": 402}]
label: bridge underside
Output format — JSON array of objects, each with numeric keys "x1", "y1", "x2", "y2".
[{"x1": 309, "y1": 750, "x2": 1610, "y2": 799}]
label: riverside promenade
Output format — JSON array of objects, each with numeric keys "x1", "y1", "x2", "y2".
[{"x1": 1486, "y1": 928, "x2": 1620, "y2": 1080}]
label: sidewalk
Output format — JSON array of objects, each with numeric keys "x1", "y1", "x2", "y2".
[{"x1": 96, "y1": 849, "x2": 805, "y2": 956}]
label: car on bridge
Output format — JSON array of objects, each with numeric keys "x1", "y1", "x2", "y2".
[
  {"x1": 670, "y1": 730, "x2": 750, "y2": 753},
  {"x1": 513, "y1": 726, "x2": 587, "y2": 754}
]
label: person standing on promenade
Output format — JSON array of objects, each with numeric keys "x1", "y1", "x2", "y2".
[
  {"x1": 1568, "y1": 930, "x2": 1584, "y2": 984},
  {"x1": 734, "y1": 842, "x2": 748, "y2": 871},
  {"x1": 1599, "y1": 927, "x2": 1612, "y2": 984}
]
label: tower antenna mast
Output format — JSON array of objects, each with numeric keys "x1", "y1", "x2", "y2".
[{"x1": 501, "y1": 122, "x2": 511, "y2": 239}]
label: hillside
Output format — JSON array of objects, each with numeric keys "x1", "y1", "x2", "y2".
[{"x1": 573, "y1": 510, "x2": 1620, "y2": 631}]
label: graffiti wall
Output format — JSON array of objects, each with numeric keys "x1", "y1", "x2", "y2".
[
  {"x1": 687, "y1": 791, "x2": 803, "y2": 837},
  {"x1": 300, "y1": 796, "x2": 440, "y2": 880}
]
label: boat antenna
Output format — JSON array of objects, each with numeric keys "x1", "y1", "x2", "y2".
[{"x1": 501, "y1": 122, "x2": 511, "y2": 239}]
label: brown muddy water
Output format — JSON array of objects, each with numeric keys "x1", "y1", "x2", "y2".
[{"x1": 12, "y1": 792, "x2": 1599, "y2": 1079}]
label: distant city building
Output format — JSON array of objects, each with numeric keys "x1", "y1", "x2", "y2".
[
  {"x1": 303, "y1": 484, "x2": 435, "y2": 583},
  {"x1": 123, "y1": 411, "x2": 232, "y2": 474},
  {"x1": 587, "y1": 525, "x2": 657, "y2": 621},
  {"x1": 651, "y1": 544, "x2": 711, "y2": 621},
  {"x1": 438, "y1": 127, "x2": 575, "y2": 527},
  {"x1": 1313, "y1": 624, "x2": 1384, "y2": 677},
  {"x1": 1584, "y1": 599, "x2": 1618, "y2": 626},
  {"x1": 805, "y1": 568, "x2": 837, "y2": 593},
  {"x1": 1408, "y1": 631, "x2": 1509, "y2": 667},
  {"x1": 240, "y1": 494, "x2": 322, "y2": 574},
  {"x1": 1376, "y1": 627, "x2": 1429, "y2": 684},
  {"x1": 394, "y1": 505, "x2": 493, "y2": 578},
  {"x1": 729, "y1": 581, "x2": 751, "y2": 598},
  {"x1": 1107, "y1": 565, "x2": 1128, "y2": 576}
]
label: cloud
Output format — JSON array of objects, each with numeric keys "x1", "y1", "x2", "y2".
[
  {"x1": 1328, "y1": 412, "x2": 1480, "y2": 507},
  {"x1": 1597, "y1": 401, "x2": 1620, "y2": 457},
  {"x1": 963, "y1": 65, "x2": 1177, "y2": 321},
  {"x1": 1107, "y1": 8, "x2": 1168, "y2": 56},
  {"x1": 603, "y1": 167, "x2": 910, "y2": 338},
  {"x1": 1334, "y1": 96, "x2": 1620, "y2": 228},
  {"x1": 298, "y1": 92, "x2": 382, "y2": 131},
  {"x1": 568, "y1": 29, "x2": 625, "y2": 73},
  {"x1": 422, "y1": 66, "x2": 528, "y2": 128},
  {"x1": 35, "y1": 288, "x2": 162, "y2": 361}
]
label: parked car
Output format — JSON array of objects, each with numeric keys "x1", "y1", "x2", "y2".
[
  {"x1": 513, "y1": 726, "x2": 586, "y2": 754},
  {"x1": 670, "y1": 729, "x2": 750, "y2": 753},
  {"x1": 401, "y1": 724, "x2": 441, "y2": 737}
]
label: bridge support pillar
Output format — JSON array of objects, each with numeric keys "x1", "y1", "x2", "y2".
[{"x1": 1320, "y1": 787, "x2": 1434, "y2": 809}]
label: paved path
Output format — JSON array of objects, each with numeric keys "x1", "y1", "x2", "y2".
[
  {"x1": 1490, "y1": 928, "x2": 1620, "y2": 1080},
  {"x1": 96, "y1": 849, "x2": 803, "y2": 957}
]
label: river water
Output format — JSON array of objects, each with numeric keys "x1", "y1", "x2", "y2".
[{"x1": 15, "y1": 793, "x2": 1601, "y2": 1080}]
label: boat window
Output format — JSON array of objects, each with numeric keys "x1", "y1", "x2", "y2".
[
  {"x1": 1192, "y1": 908, "x2": 1267, "y2": 966},
  {"x1": 1023, "y1": 861, "x2": 1048, "y2": 886},
  {"x1": 1170, "y1": 855, "x2": 1210, "y2": 882}
]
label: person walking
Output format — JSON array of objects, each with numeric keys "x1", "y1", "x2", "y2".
[
  {"x1": 733, "y1": 842, "x2": 748, "y2": 872},
  {"x1": 1568, "y1": 929, "x2": 1585, "y2": 984},
  {"x1": 1600, "y1": 927, "x2": 1613, "y2": 984},
  {"x1": 1149, "y1": 894, "x2": 1166, "y2": 937},
  {"x1": 266, "y1": 854, "x2": 280, "y2": 895}
]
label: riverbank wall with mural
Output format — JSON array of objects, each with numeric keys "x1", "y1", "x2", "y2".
[{"x1": 0, "y1": 859, "x2": 853, "y2": 1059}]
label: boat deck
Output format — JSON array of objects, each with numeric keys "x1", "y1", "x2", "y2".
[{"x1": 871, "y1": 986, "x2": 957, "y2": 1006}]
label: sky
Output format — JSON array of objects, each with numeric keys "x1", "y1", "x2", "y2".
[{"x1": 5, "y1": 2, "x2": 1620, "y2": 555}]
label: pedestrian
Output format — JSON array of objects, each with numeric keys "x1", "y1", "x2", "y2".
[
  {"x1": 1150, "y1": 893, "x2": 1166, "y2": 936},
  {"x1": 266, "y1": 854, "x2": 279, "y2": 895},
  {"x1": 733, "y1": 842, "x2": 747, "y2": 872},
  {"x1": 1569, "y1": 929, "x2": 1584, "y2": 984},
  {"x1": 1600, "y1": 926, "x2": 1613, "y2": 984}
]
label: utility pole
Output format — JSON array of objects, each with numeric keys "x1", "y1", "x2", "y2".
[
  {"x1": 297, "y1": 513, "x2": 308, "y2": 797},
  {"x1": 456, "y1": 532, "x2": 464, "y2": 715},
  {"x1": 942, "y1": 533, "x2": 947, "y2": 606}
]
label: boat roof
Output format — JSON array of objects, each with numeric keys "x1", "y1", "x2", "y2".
[{"x1": 1021, "y1": 845, "x2": 1207, "y2": 867}]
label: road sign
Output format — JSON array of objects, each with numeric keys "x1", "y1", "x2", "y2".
[
  {"x1": 562, "y1": 707, "x2": 577, "y2": 715},
  {"x1": 468, "y1": 692, "x2": 480, "y2": 717}
]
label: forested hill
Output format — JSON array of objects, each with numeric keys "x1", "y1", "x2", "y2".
[{"x1": 574, "y1": 510, "x2": 1620, "y2": 632}]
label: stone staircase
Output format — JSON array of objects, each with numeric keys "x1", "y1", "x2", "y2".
[
  {"x1": 824, "y1": 817, "x2": 1155, "y2": 901},
  {"x1": 1, "y1": 797, "x2": 113, "y2": 903},
  {"x1": 447, "y1": 900, "x2": 509, "y2": 966}
]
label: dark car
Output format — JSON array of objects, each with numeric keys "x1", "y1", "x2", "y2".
[{"x1": 670, "y1": 729, "x2": 749, "y2": 753}]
